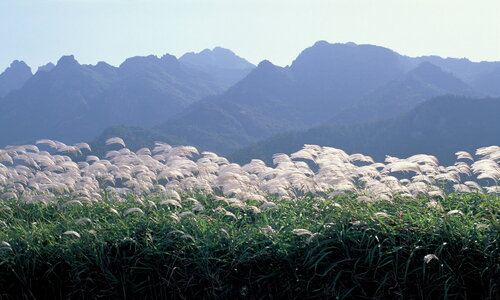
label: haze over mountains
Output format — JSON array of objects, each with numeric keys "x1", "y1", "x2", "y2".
[
  {"x1": 230, "y1": 95, "x2": 500, "y2": 166},
  {"x1": 329, "y1": 61, "x2": 477, "y2": 125},
  {"x1": 0, "y1": 60, "x2": 33, "y2": 98},
  {"x1": 150, "y1": 42, "x2": 496, "y2": 154},
  {"x1": 180, "y1": 47, "x2": 255, "y2": 89},
  {"x1": 0, "y1": 48, "x2": 254, "y2": 145},
  {"x1": 0, "y1": 41, "x2": 499, "y2": 164}
]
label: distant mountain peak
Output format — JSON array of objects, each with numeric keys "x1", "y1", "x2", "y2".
[
  {"x1": 227, "y1": 59, "x2": 290, "y2": 92},
  {"x1": 407, "y1": 61, "x2": 472, "y2": 93},
  {"x1": 212, "y1": 47, "x2": 236, "y2": 55},
  {"x1": 198, "y1": 48, "x2": 212, "y2": 55},
  {"x1": 160, "y1": 54, "x2": 180, "y2": 66},
  {"x1": 1, "y1": 60, "x2": 32, "y2": 78},
  {"x1": 119, "y1": 55, "x2": 160, "y2": 70},
  {"x1": 250, "y1": 60, "x2": 284, "y2": 77},
  {"x1": 56, "y1": 55, "x2": 80, "y2": 68},
  {"x1": 119, "y1": 54, "x2": 181, "y2": 74},
  {"x1": 312, "y1": 40, "x2": 329, "y2": 47},
  {"x1": 8, "y1": 60, "x2": 31, "y2": 71},
  {"x1": 307, "y1": 41, "x2": 359, "y2": 52},
  {"x1": 0, "y1": 60, "x2": 33, "y2": 97},
  {"x1": 95, "y1": 61, "x2": 113, "y2": 68},
  {"x1": 180, "y1": 47, "x2": 254, "y2": 70},
  {"x1": 37, "y1": 62, "x2": 55, "y2": 73},
  {"x1": 90, "y1": 61, "x2": 118, "y2": 76},
  {"x1": 121, "y1": 54, "x2": 157, "y2": 64},
  {"x1": 257, "y1": 59, "x2": 274, "y2": 68},
  {"x1": 291, "y1": 41, "x2": 401, "y2": 71}
]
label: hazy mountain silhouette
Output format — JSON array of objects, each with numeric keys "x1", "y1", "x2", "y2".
[
  {"x1": 229, "y1": 95, "x2": 500, "y2": 166},
  {"x1": 0, "y1": 52, "x2": 247, "y2": 146},
  {"x1": 1, "y1": 41, "x2": 499, "y2": 152},
  {"x1": 0, "y1": 55, "x2": 115, "y2": 145},
  {"x1": 89, "y1": 54, "x2": 221, "y2": 128},
  {"x1": 180, "y1": 47, "x2": 255, "y2": 89},
  {"x1": 289, "y1": 41, "x2": 406, "y2": 116},
  {"x1": 36, "y1": 62, "x2": 55, "y2": 73},
  {"x1": 153, "y1": 42, "x2": 410, "y2": 154},
  {"x1": 405, "y1": 55, "x2": 500, "y2": 85},
  {"x1": 471, "y1": 66, "x2": 500, "y2": 97},
  {"x1": 153, "y1": 42, "x2": 496, "y2": 155},
  {"x1": 0, "y1": 60, "x2": 32, "y2": 97},
  {"x1": 330, "y1": 62, "x2": 478, "y2": 125},
  {"x1": 153, "y1": 60, "x2": 300, "y2": 153}
]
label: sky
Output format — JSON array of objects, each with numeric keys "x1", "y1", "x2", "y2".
[{"x1": 1, "y1": 0, "x2": 499, "y2": 72}]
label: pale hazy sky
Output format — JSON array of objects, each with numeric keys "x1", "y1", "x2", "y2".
[{"x1": 1, "y1": 0, "x2": 499, "y2": 72}]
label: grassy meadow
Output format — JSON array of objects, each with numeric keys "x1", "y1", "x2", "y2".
[
  {"x1": 0, "y1": 192, "x2": 497, "y2": 299},
  {"x1": 0, "y1": 141, "x2": 499, "y2": 298}
]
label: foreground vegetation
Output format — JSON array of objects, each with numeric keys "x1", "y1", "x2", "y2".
[
  {"x1": 0, "y1": 139, "x2": 499, "y2": 298},
  {"x1": 0, "y1": 192, "x2": 497, "y2": 299}
]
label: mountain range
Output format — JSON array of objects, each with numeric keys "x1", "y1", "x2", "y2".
[
  {"x1": 0, "y1": 41, "x2": 499, "y2": 164},
  {"x1": 229, "y1": 95, "x2": 500, "y2": 166},
  {"x1": 145, "y1": 42, "x2": 498, "y2": 154},
  {"x1": 0, "y1": 48, "x2": 254, "y2": 145}
]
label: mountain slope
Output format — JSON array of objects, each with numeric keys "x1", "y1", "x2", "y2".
[
  {"x1": 0, "y1": 54, "x2": 223, "y2": 146},
  {"x1": 471, "y1": 66, "x2": 500, "y2": 97},
  {"x1": 36, "y1": 62, "x2": 55, "y2": 74},
  {"x1": 89, "y1": 54, "x2": 222, "y2": 128},
  {"x1": 93, "y1": 42, "x2": 500, "y2": 156},
  {"x1": 230, "y1": 95, "x2": 500, "y2": 166},
  {"x1": 154, "y1": 42, "x2": 409, "y2": 154},
  {"x1": 155, "y1": 60, "x2": 300, "y2": 153},
  {"x1": 0, "y1": 56, "x2": 114, "y2": 145},
  {"x1": 405, "y1": 55, "x2": 500, "y2": 84},
  {"x1": 3, "y1": 41, "x2": 500, "y2": 153},
  {"x1": 180, "y1": 47, "x2": 255, "y2": 89},
  {"x1": 289, "y1": 41, "x2": 406, "y2": 115},
  {"x1": 330, "y1": 62, "x2": 478, "y2": 125},
  {"x1": 0, "y1": 60, "x2": 32, "y2": 97}
]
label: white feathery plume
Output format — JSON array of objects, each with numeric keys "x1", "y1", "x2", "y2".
[
  {"x1": 0, "y1": 140, "x2": 498, "y2": 207},
  {"x1": 74, "y1": 143, "x2": 92, "y2": 152},
  {"x1": 424, "y1": 254, "x2": 439, "y2": 264},
  {"x1": 260, "y1": 225, "x2": 276, "y2": 235},
  {"x1": 292, "y1": 229, "x2": 312, "y2": 236},
  {"x1": 159, "y1": 199, "x2": 182, "y2": 208},
  {"x1": 63, "y1": 200, "x2": 83, "y2": 207},
  {"x1": 76, "y1": 218, "x2": 92, "y2": 225},
  {"x1": 485, "y1": 186, "x2": 500, "y2": 194},
  {"x1": 260, "y1": 201, "x2": 278, "y2": 210},
  {"x1": 105, "y1": 137, "x2": 126, "y2": 148},
  {"x1": 178, "y1": 211, "x2": 195, "y2": 218},
  {"x1": 36, "y1": 139, "x2": 58, "y2": 149},
  {"x1": 215, "y1": 207, "x2": 237, "y2": 219},
  {"x1": 455, "y1": 151, "x2": 474, "y2": 161},
  {"x1": 123, "y1": 207, "x2": 144, "y2": 216},
  {"x1": 180, "y1": 234, "x2": 195, "y2": 242},
  {"x1": 349, "y1": 153, "x2": 374, "y2": 164},
  {"x1": 464, "y1": 181, "x2": 483, "y2": 192},
  {"x1": 374, "y1": 212, "x2": 390, "y2": 218},
  {"x1": 63, "y1": 231, "x2": 81, "y2": 238},
  {"x1": 1, "y1": 241, "x2": 12, "y2": 249},
  {"x1": 476, "y1": 146, "x2": 500, "y2": 159}
]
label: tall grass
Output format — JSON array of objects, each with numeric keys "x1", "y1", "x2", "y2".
[{"x1": 0, "y1": 192, "x2": 497, "y2": 299}]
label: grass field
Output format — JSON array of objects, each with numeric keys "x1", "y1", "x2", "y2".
[
  {"x1": 0, "y1": 191, "x2": 497, "y2": 299},
  {"x1": 0, "y1": 141, "x2": 499, "y2": 298}
]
